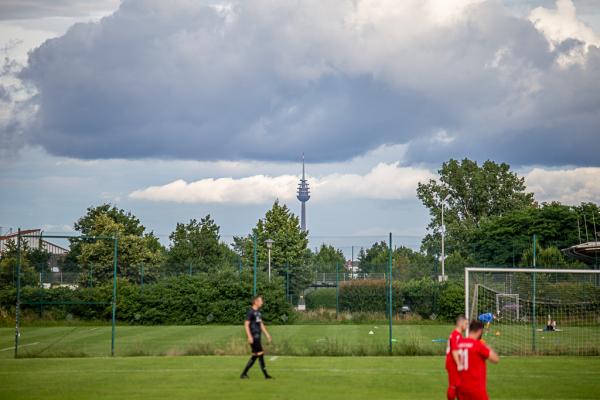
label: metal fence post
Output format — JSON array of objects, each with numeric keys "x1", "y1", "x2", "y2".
[
  {"x1": 336, "y1": 262, "x2": 340, "y2": 319},
  {"x1": 532, "y1": 234, "x2": 537, "y2": 353},
  {"x1": 14, "y1": 228, "x2": 21, "y2": 358},
  {"x1": 111, "y1": 235, "x2": 118, "y2": 357},
  {"x1": 388, "y1": 232, "x2": 393, "y2": 355}
]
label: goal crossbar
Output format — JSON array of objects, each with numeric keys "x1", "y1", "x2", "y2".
[{"x1": 466, "y1": 267, "x2": 600, "y2": 274}]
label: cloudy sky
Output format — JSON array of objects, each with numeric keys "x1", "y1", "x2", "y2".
[{"x1": 1, "y1": 0, "x2": 599, "y2": 255}]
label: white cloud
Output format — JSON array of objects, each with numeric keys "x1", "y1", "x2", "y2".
[
  {"x1": 129, "y1": 175, "x2": 298, "y2": 204},
  {"x1": 526, "y1": 167, "x2": 600, "y2": 204},
  {"x1": 530, "y1": 0, "x2": 600, "y2": 66},
  {"x1": 129, "y1": 162, "x2": 434, "y2": 204},
  {"x1": 313, "y1": 163, "x2": 434, "y2": 201}
]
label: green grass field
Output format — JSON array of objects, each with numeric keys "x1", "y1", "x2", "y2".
[
  {"x1": 1, "y1": 355, "x2": 599, "y2": 399},
  {"x1": 2, "y1": 325, "x2": 599, "y2": 399},
  {"x1": 2, "y1": 323, "x2": 599, "y2": 358},
  {"x1": 1, "y1": 324, "x2": 455, "y2": 358}
]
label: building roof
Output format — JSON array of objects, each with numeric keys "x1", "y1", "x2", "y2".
[
  {"x1": 0, "y1": 229, "x2": 69, "y2": 255},
  {"x1": 562, "y1": 241, "x2": 600, "y2": 264}
]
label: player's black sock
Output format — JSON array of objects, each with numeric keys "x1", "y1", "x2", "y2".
[
  {"x1": 241, "y1": 355, "x2": 257, "y2": 377},
  {"x1": 258, "y1": 355, "x2": 271, "y2": 378}
]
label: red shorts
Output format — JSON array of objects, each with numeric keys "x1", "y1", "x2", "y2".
[
  {"x1": 446, "y1": 366, "x2": 460, "y2": 388},
  {"x1": 457, "y1": 389, "x2": 489, "y2": 400}
]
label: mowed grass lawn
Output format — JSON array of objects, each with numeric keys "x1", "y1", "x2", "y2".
[
  {"x1": 1, "y1": 356, "x2": 599, "y2": 400},
  {"x1": 2, "y1": 324, "x2": 598, "y2": 357},
  {"x1": 0, "y1": 324, "x2": 456, "y2": 358}
]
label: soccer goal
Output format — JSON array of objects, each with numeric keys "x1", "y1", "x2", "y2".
[{"x1": 465, "y1": 267, "x2": 600, "y2": 355}]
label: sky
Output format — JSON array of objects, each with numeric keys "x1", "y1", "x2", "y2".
[{"x1": 1, "y1": 0, "x2": 599, "y2": 256}]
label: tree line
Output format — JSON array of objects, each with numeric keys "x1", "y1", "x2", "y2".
[
  {"x1": 2, "y1": 158, "x2": 598, "y2": 291},
  {"x1": 0, "y1": 202, "x2": 343, "y2": 296}
]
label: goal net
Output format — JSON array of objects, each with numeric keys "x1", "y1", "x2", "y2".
[{"x1": 466, "y1": 268, "x2": 600, "y2": 355}]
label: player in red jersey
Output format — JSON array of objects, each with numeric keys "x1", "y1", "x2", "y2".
[
  {"x1": 446, "y1": 315, "x2": 468, "y2": 400},
  {"x1": 456, "y1": 320, "x2": 499, "y2": 400}
]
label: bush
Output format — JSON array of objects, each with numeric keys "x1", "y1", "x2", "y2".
[
  {"x1": 0, "y1": 269, "x2": 293, "y2": 325},
  {"x1": 339, "y1": 280, "x2": 400, "y2": 312},
  {"x1": 338, "y1": 278, "x2": 465, "y2": 321},
  {"x1": 438, "y1": 283, "x2": 465, "y2": 321},
  {"x1": 305, "y1": 288, "x2": 336, "y2": 309}
]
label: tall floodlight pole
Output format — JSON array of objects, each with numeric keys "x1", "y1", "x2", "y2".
[
  {"x1": 296, "y1": 154, "x2": 310, "y2": 232},
  {"x1": 440, "y1": 195, "x2": 448, "y2": 282},
  {"x1": 265, "y1": 239, "x2": 274, "y2": 282},
  {"x1": 14, "y1": 228, "x2": 21, "y2": 358},
  {"x1": 253, "y1": 234, "x2": 257, "y2": 296}
]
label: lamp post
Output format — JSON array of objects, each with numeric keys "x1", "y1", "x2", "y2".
[{"x1": 265, "y1": 239, "x2": 274, "y2": 282}]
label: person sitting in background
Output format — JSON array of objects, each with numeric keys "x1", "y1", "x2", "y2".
[{"x1": 546, "y1": 315, "x2": 555, "y2": 332}]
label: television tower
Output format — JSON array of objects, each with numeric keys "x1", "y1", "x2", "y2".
[{"x1": 296, "y1": 154, "x2": 310, "y2": 232}]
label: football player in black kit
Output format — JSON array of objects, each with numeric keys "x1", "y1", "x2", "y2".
[{"x1": 240, "y1": 295, "x2": 273, "y2": 379}]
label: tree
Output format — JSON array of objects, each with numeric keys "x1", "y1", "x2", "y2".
[
  {"x1": 234, "y1": 201, "x2": 311, "y2": 292},
  {"x1": 0, "y1": 239, "x2": 39, "y2": 288},
  {"x1": 417, "y1": 158, "x2": 535, "y2": 257},
  {"x1": 469, "y1": 202, "x2": 587, "y2": 266},
  {"x1": 310, "y1": 244, "x2": 346, "y2": 273},
  {"x1": 443, "y1": 251, "x2": 474, "y2": 276},
  {"x1": 74, "y1": 204, "x2": 146, "y2": 236},
  {"x1": 76, "y1": 214, "x2": 165, "y2": 284},
  {"x1": 167, "y1": 215, "x2": 237, "y2": 272},
  {"x1": 358, "y1": 242, "x2": 436, "y2": 278},
  {"x1": 65, "y1": 204, "x2": 162, "y2": 275},
  {"x1": 520, "y1": 245, "x2": 582, "y2": 268},
  {"x1": 357, "y1": 241, "x2": 390, "y2": 274},
  {"x1": 394, "y1": 246, "x2": 436, "y2": 280}
]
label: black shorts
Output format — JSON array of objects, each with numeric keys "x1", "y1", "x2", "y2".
[{"x1": 250, "y1": 335, "x2": 263, "y2": 354}]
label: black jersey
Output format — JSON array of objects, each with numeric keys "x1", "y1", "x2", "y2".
[{"x1": 246, "y1": 308, "x2": 263, "y2": 336}]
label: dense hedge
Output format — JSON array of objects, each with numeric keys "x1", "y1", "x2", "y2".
[
  {"x1": 0, "y1": 269, "x2": 293, "y2": 325},
  {"x1": 305, "y1": 288, "x2": 336, "y2": 309},
  {"x1": 339, "y1": 278, "x2": 464, "y2": 321}
]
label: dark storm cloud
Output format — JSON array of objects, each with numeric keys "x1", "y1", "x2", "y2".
[
  {"x1": 0, "y1": 0, "x2": 118, "y2": 20},
  {"x1": 13, "y1": 0, "x2": 600, "y2": 165}
]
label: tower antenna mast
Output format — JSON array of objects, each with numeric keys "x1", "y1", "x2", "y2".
[{"x1": 297, "y1": 153, "x2": 311, "y2": 232}]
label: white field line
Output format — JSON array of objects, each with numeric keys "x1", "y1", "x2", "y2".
[
  {"x1": 269, "y1": 356, "x2": 279, "y2": 361},
  {"x1": 0, "y1": 342, "x2": 40, "y2": 352}
]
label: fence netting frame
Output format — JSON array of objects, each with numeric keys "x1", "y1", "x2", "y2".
[{"x1": 14, "y1": 230, "x2": 118, "y2": 358}]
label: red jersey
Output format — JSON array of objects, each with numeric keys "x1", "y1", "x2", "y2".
[
  {"x1": 445, "y1": 329, "x2": 462, "y2": 370},
  {"x1": 457, "y1": 337, "x2": 491, "y2": 394}
]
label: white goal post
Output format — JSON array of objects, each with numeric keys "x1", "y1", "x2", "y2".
[{"x1": 495, "y1": 293, "x2": 519, "y2": 321}]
